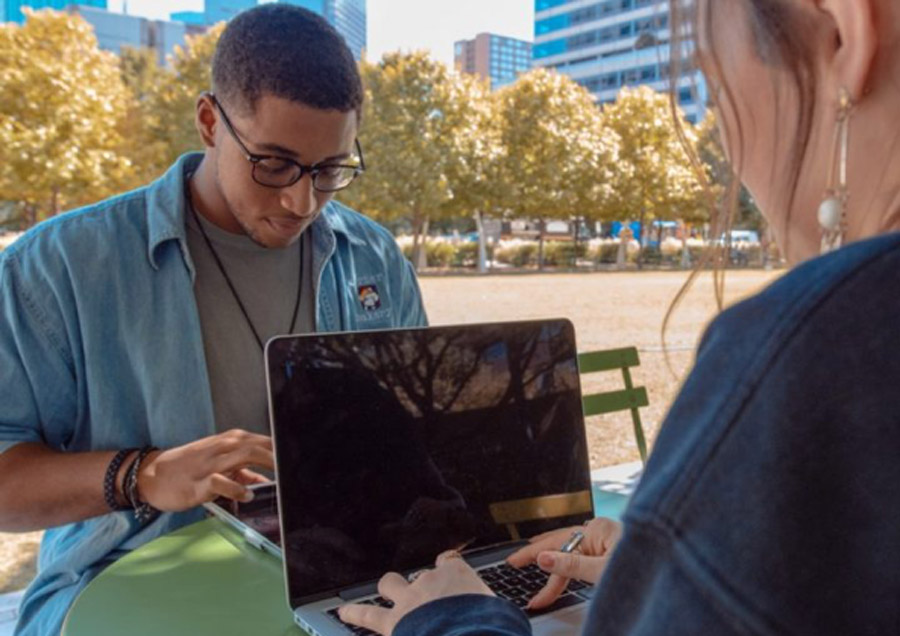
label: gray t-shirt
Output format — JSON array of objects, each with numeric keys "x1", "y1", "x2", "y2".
[{"x1": 186, "y1": 209, "x2": 315, "y2": 435}]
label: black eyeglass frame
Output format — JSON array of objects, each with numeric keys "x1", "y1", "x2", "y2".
[{"x1": 208, "y1": 92, "x2": 366, "y2": 192}]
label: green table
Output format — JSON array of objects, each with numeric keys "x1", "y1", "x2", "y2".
[
  {"x1": 63, "y1": 489, "x2": 629, "y2": 636},
  {"x1": 62, "y1": 518, "x2": 299, "y2": 636}
]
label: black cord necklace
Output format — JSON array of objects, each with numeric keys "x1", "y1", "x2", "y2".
[{"x1": 185, "y1": 177, "x2": 304, "y2": 351}]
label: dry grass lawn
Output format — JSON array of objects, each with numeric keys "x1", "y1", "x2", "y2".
[{"x1": 0, "y1": 268, "x2": 781, "y2": 594}]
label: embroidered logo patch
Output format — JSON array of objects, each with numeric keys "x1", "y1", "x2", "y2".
[{"x1": 358, "y1": 284, "x2": 381, "y2": 311}]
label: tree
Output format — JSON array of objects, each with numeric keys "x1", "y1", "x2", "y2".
[
  {"x1": 436, "y1": 73, "x2": 506, "y2": 273},
  {"x1": 0, "y1": 10, "x2": 137, "y2": 223},
  {"x1": 338, "y1": 52, "x2": 474, "y2": 270},
  {"x1": 601, "y1": 86, "x2": 705, "y2": 264},
  {"x1": 128, "y1": 24, "x2": 225, "y2": 182},
  {"x1": 696, "y1": 112, "x2": 764, "y2": 234},
  {"x1": 495, "y1": 68, "x2": 620, "y2": 268},
  {"x1": 118, "y1": 46, "x2": 170, "y2": 184}
]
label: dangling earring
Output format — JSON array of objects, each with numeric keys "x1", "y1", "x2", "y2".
[{"x1": 818, "y1": 88, "x2": 853, "y2": 255}]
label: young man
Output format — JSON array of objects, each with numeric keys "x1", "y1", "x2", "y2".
[{"x1": 0, "y1": 6, "x2": 426, "y2": 634}]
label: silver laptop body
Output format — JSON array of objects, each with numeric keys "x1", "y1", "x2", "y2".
[{"x1": 265, "y1": 319, "x2": 595, "y2": 636}]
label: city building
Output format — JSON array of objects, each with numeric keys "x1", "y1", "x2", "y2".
[
  {"x1": 68, "y1": 5, "x2": 205, "y2": 66},
  {"x1": 203, "y1": 0, "x2": 256, "y2": 25},
  {"x1": 278, "y1": 0, "x2": 366, "y2": 61},
  {"x1": 2, "y1": 0, "x2": 104, "y2": 23},
  {"x1": 454, "y1": 32, "x2": 532, "y2": 91},
  {"x1": 533, "y1": 0, "x2": 707, "y2": 122},
  {"x1": 170, "y1": 10, "x2": 206, "y2": 26}
]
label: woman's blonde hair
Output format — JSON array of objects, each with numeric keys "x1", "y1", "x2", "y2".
[{"x1": 662, "y1": 0, "x2": 818, "y2": 369}]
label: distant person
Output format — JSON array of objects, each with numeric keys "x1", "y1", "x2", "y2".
[
  {"x1": 0, "y1": 5, "x2": 425, "y2": 635},
  {"x1": 339, "y1": 0, "x2": 900, "y2": 634}
]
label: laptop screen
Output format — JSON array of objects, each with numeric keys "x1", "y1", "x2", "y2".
[{"x1": 266, "y1": 319, "x2": 593, "y2": 608}]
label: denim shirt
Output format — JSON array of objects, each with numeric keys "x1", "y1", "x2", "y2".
[
  {"x1": 0, "y1": 153, "x2": 427, "y2": 636},
  {"x1": 393, "y1": 232, "x2": 900, "y2": 636}
]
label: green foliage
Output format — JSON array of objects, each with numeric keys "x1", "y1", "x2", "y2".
[
  {"x1": 400, "y1": 240, "x2": 457, "y2": 268},
  {"x1": 591, "y1": 242, "x2": 620, "y2": 264},
  {"x1": 0, "y1": 25, "x2": 715, "y2": 242},
  {"x1": 494, "y1": 69, "x2": 620, "y2": 225},
  {"x1": 123, "y1": 25, "x2": 224, "y2": 182},
  {"x1": 0, "y1": 10, "x2": 136, "y2": 219},
  {"x1": 541, "y1": 242, "x2": 588, "y2": 267},
  {"x1": 602, "y1": 86, "x2": 706, "y2": 227},
  {"x1": 452, "y1": 242, "x2": 479, "y2": 267},
  {"x1": 494, "y1": 243, "x2": 539, "y2": 267}
]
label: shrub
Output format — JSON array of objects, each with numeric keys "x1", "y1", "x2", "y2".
[
  {"x1": 453, "y1": 242, "x2": 479, "y2": 268},
  {"x1": 495, "y1": 242, "x2": 538, "y2": 267}
]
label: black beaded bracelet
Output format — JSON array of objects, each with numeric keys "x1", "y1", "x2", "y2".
[
  {"x1": 103, "y1": 448, "x2": 138, "y2": 512},
  {"x1": 124, "y1": 446, "x2": 160, "y2": 524}
]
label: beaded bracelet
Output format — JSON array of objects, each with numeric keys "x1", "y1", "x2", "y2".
[
  {"x1": 103, "y1": 448, "x2": 138, "y2": 512},
  {"x1": 124, "y1": 446, "x2": 160, "y2": 524}
]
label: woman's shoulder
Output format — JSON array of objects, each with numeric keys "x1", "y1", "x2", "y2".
[
  {"x1": 702, "y1": 231, "x2": 900, "y2": 359},
  {"x1": 631, "y1": 231, "x2": 900, "y2": 518}
]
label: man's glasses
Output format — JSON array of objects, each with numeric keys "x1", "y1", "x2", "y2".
[{"x1": 209, "y1": 93, "x2": 365, "y2": 192}]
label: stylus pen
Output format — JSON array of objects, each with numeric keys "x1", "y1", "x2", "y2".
[{"x1": 560, "y1": 530, "x2": 585, "y2": 554}]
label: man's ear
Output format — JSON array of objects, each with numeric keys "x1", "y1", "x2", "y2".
[
  {"x1": 815, "y1": 0, "x2": 878, "y2": 101},
  {"x1": 195, "y1": 93, "x2": 218, "y2": 149}
]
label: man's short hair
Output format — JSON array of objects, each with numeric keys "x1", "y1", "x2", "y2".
[{"x1": 211, "y1": 4, "x2": 363, "y2": 114}]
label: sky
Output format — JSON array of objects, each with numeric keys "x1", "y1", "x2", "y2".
[{"x1": 107, "y1": 0, "x2": 535, "y2": 66}]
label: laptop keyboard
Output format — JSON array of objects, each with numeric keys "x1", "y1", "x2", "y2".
[{"x1": 327, "y1": 562, "x2": 591, "y2": 635}]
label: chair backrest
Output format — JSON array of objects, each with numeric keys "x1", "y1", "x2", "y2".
[
  {"x1": 578, "y1": 346, "x2": 649, "y2": 464},
  {"x1": 488, "y1": 491, "x2": 593, "y2": 541}
]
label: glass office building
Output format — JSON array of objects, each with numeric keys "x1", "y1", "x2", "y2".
[
  {"x1": 455, "y1": 33, "x2": 532, "y2": 91},
  {"x1": 533, "y1": 0, "x2": 706, "y2": 122},
  {"x1": 278, "y1": 0, "x2": 367, "y2": 61},
  {"x1": 3, "y1": 0, "x2": 105, "y2": 23},
  {"x1": 204, "y1": 0, "x2": 257, "y2": 25}
]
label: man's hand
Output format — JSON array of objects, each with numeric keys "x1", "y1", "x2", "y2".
[
  {"x1": 339, "y1": 551, "x2": 494, "y2": 636},
  {"x1": 507, "y1": 518, "x2": 622, "y2": 610},
  {"x1": 137, "y1": 429, "x2": 273, "y2": 511}
]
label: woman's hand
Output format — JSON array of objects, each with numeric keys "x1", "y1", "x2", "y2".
[
  {"x1": 507, "y1": 517, "x2": 622, "y2": 610},
  {"x1": 339, "y1": 550, "x2": 494, "y2": 636},
  {"x1": 137, "y1": 429, "x2": 273, "y2": 511}
]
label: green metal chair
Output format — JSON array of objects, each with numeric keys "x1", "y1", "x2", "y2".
[{"x1": 578, "y1": 346, "x2": 649, "y2": 464}]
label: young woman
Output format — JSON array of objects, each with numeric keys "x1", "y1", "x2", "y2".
[{"x1": 341, "y1": 1, "x2": 900, "y2": 634}]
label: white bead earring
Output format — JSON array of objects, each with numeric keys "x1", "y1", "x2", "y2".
[{"x1": 818, "y1": 88, "x2": 853, "y2": 255}]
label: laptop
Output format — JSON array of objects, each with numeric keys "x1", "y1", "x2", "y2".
[{"x1": 265, "y1": 319, "x2": 596, "y2": 636}]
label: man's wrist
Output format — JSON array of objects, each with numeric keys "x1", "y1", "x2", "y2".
[{"x1": 135, "y1": 449, "x2": 162, "y2": 507}]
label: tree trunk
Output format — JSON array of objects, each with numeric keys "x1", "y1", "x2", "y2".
[
  {"x1": 411, "y1": 214, "x2": 425, "y2": 272},
  {"x1": 25, "y1": 203, "x2": 37, "y2": 229},
  {"x1": 474, "y1": 210, "x2": 488, "y2": 274},
  {"x1": 681, "y1": 223, "x2": 691, "y2": 269},
  {"x1": 636, "y1": 205, "x2": 647, "y2": 270},
  {"x1": 50, "y1": 187, "x2": 61, "y2": 217},
  {"x1": 415, "y1": 217, "x2": 430, "y2": 271},
  {"x1": 537, "y1": 218, "x2": 546, "y2": 271},
  {"x1": 572, "y1": 217, "x2": 580, "y2": 269}
]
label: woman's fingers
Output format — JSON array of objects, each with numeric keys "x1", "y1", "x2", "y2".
[
  {"x1": 526, "y1": 572, "x2": 569, "y2": 610},
  {"x1": 338, "y1": 604, "x2": 392, "y2": 635},
  {"x1": 537, "y1": 550, "x2": 610, "y2": 584},
  {"x1": 506, "y1": 528, "x2": 575, "y2": 568},
  {"x1": 378, "y1": 572, "x2": 410, "y2": 600}
]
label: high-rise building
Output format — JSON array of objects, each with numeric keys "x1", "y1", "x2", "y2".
[
  {"x1": 2, "y1": 0, "x2": 105, "y2": 23},
  {"x1": 204, "y1": 0, "x2": 256, "y2": 25},
  {"x1": 278, "y1": 0, "x2": 366, "y2": 61},
  {"x1": 454, "y1": 33, "x2": 532, "y2": 91},
  {"x1": 170, "y1": 11, "x2": 206, "y2": 26},
  {"x1": 533, "y1": 0, "x2": 706, "y2": 122},
  {"x1": 68, "y1": 5, "x2": 204, "y2": 66}
]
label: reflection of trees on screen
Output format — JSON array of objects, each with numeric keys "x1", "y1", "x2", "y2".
[{"x1": 270, "y1": 322, "x2": 577, "y2": 423}]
